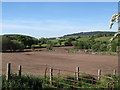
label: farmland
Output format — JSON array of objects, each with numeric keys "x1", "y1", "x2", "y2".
[
  {"x1": 1, "y1": 32, "x2": 119, "y2": 89},
  {"x1": 2, "y1": 2, "x2": 120, "y2": 89},
  {"x1": 2, "y1": 47, "x2": 118, "y2": 75}
]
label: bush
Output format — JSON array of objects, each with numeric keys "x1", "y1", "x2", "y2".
[
  {"x1": 78, "y1": 75, "x2": 96, "y2": 84},
  {"x1": 72, "y1": 39, "x2": 118, "y2": 52},
  {"x1": 56, "y1": 75, "x2": 97, "y2": 88},
  {"x1": 46, "y1": 41, "x2": 53, "y2": 50},
  {"x1": 1, "y1": 73, "x2": 120, "y2": 89},
  {"x1": 64, "y1": 37, "x2": 76, "y2": 46},
  {"x1": 73, "y1": 41, "x2": 84, "y2": 49},
  {"x1": 99, "y1": 44, "x2": 108, "y2": 51},
  {"x1": 91, "y1": 43, "x2": 100, "y2": 52},
  {"x1": 73, "y1": 40, "x2": 97, "y2": 50},
  {"x1": 31, "y1": 45, "x2": 41, "y2": 51},
  {"x1": 91, "y1": 41, "x2": 108, "y2": 52},
  {"x1": 2, "y1": 74, "x2": 43, "y2": 89},
  {"x1": 39, "y1": 38, "x2": 47, "y2": 46},
  {"x1": 58, "y1": 40, "x2": 63, "y2": 46},
  {"x1": 64, "y1": 41, "x2": 71, "y2": 46},
  {"x1": 110, "y1": 42, "x2": 118, "y2": 52}
]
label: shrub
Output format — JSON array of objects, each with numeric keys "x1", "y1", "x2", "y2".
[
  {"x1": 99, "y1": 44, "x2": 108, "y2": 51},
  {"x1": 31, "y1": 45, "x2": 41, "y2": 51},
  {"x1": 39, "y1": 38, "x2": 47, "y2": 45},
  {"x1": 64, "y1": 37, "x2": 76, "y2": 46},
  {"x1": 110, "y1": 42, "x2": 118, "y2": 52},
  {"x1": 46, "y1": 41, "x2": 53, "y2": 50},
  {"x1": 2, "y1": 74, "x2": 43, "y2": 89},
  {"x1": 63, "y1": 75, "x2": 96, "y2": 87},
  {"x1": 72, "y1": 40, "x2": 95, "y2": 50},
  {"x1": 74, "y1": 41, "x2": 85, "y2": 49},
  {"x1": 58, "y1": 40, "x2": 63, "y2": 46},
  {"x1": 91, "y1": 41, "x2": 103, "y2": 52},
  {"x1": 78, "y1": 75, "x2": 96, "y2": 84}
]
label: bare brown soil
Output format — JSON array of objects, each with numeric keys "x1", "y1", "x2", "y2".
[{"x1": 2, "y1": 47, "x2": 118, "y2": 75}]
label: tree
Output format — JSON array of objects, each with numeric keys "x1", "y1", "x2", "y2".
[
  {"x1": 99, "y1": 44, "x2": 108, "y2": 51},
  {"x1": 92, "y1": 42, "x2": 101, "y2": 52},
  {"x1": 73, "y1": 41, "x2": 85, "y2": 49},
  {"x1": 64, "y1": 37, "x2": 76, "y2": 46},
  {"x1": 58, "y1": 40, "x2": 63, "y2": 46},
  {"x1": 76, "y1": 35, "x2": 81, "y2": 39},
  {"x1": 46, "y1": 41, "x2": 53, "y2": 50},
  {"x1": 96, "y1": 33, "x2": 103, "y2": 37},
  {"x1": 10, "y1": 40, "x2": 24, "y2": 51},
  {"x1": 2, "y1": 36, "x2": 24, "y2": 51},
  {"x1": 109, "y1": 12, "x2": 120, "y2": 42},
  {"x1": 13, "y1": 35, "x2": 36, "y2": 48},
  {"x1": 39, "y1": 38, "x2": 47, "y2": 47},
  {"x1": 109, "y1": 41, "x2": 118, "y2": 52},
  {"x1": 2, "y1": 36, "x2": 12, "y2": 51}
]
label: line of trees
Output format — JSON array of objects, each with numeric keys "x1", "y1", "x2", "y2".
[
  {"x1": 1, "y1": 35, "x2": 38, "y2": 51},
  {"x1": 72, "y1": 40, "x2": 119, "y2": 52},
  {"x1": 0, "y1": 32, "x2": 118, "y2": 52}
]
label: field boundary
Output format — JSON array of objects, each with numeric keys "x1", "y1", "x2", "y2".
[{"x1": 5, "y1": 63, "x2": 119, "y2": 89}]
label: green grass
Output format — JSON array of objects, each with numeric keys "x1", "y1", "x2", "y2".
[
  {"x1": 77, "y1": 37, "x2": 90, "y2": 41},
  {"x1": 49, "y1": 38, "x2": 65, "y2": 43},
  {"x1": 1, "y1": 73, "x2": 120, "y2": 89},
  {"x1": 2, "y1": 73, "x2": 43, "y2": 89},
  {"x1": 76, "y1": 36, "x2": 118, "y2": 42}
]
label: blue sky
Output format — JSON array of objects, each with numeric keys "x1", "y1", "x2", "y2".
[{"x1": 2, "y1": 2, "x2": 118, "y2": 38}]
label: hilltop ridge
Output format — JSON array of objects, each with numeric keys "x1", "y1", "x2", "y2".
[
  {"x1": 1, "y1": 31, "x2": 116, "y2": 39},
  {"x1": 63, "y1": 31, "x2": 116, "y2": 38}
]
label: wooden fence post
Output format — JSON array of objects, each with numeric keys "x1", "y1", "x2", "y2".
[
  {"x1": 50, "y1": 67, "x2": 53, "y2": 85},
  {"x1": 58, "y1": 69, "x2": 60, "y2": 77},
  {"x1": 18, "y1": 65, "x2": 22, "y2": 77},
  {"x1": 6, "y1": 63, "x2": 11, "y2": 81},
  {"x1": 113, "y1": 69, "x2": 116, "y2": 75},
  {"x1": 44, "y1": 64, "x2": 47, "y2": 80},
  {"x1": 76, "y1": 67, "x2": 80, "y2": 80},
  {"x1": 98, "y1": 69, "x2": 101, "y2": 80}
]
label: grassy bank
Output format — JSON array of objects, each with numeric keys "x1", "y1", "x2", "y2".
[{"x1": 1, "y1": 73, "x2": 120, "y2": 89}]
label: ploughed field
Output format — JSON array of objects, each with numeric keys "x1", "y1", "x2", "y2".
[{"x1": 2, "y1": 47, "x2": 118, "y2": 75}]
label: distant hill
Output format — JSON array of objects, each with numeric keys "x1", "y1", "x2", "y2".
[
  {"x1": 63, "y1": 31, "x2": 116, "y2": 38},
  {"x1": 1, "y1": 31, "x2": 117, "y2": 39},
  {"x1": 2, "y1": 34, "x2": 36, "y2": 39},
  {"x1": 2, "y1": 34, "x2": 20, "y2": 36}
]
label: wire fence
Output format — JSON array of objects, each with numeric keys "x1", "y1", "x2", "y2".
[
  {"x1": 5, "y1": 63, "x2": 120, "y2": 89},
  {"x1": 44, "y1": 67, "x2": 119, "y2": 89}
]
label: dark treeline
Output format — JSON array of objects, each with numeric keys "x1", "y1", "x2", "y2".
[{"x1": 63, "y1": 31, "x2": 116, "y2": 38}]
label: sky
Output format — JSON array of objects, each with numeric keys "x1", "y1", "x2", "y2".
[
  {"x1": 2, "y1": 2, "x2": 118, "y2": 38},
  {"x1": 2, "y1": 0, "x2": 119, "y2": 2}
]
